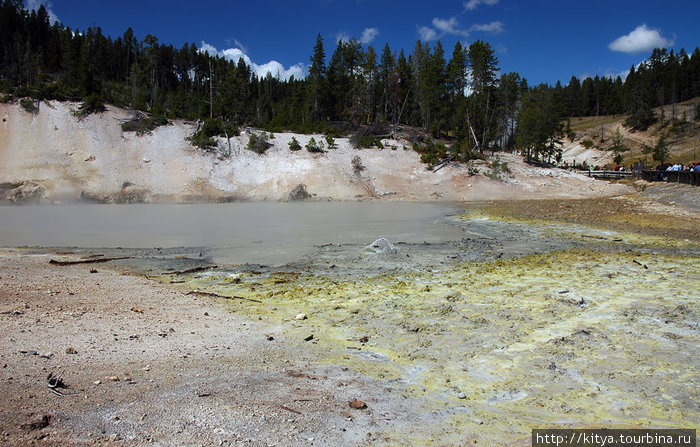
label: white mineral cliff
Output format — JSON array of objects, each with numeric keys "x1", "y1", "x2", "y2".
[{"x1": 0, "y1": 101, "x2": 630, "y2": 203}]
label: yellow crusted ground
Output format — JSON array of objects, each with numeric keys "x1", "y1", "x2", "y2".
[{"x1": 181, "y1": 214, "x2": 699, "y2": 445}]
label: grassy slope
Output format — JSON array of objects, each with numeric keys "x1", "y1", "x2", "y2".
[{"x1": 567, "y1": 97, "x2": 699, "y2": 167}]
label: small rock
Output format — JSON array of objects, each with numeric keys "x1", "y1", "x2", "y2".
[
  {"x1": 304, "y1": 334, "x2": 314, "y2": 342},
  {"x1": 349, "y1": 399, "x2": 367, "y2": 409},
  {"x1": 457, "y1": 392, "x2": 467, "y2": 399},
  {"x1": 93, "y1": 380, "x2": 101, "y2": 385},
  {"x1": 65, "y1": 347, "x2": 78, "y2": 355},
  {"x1": 295, "y1": 313, "x2": 307, "y2": 320},
  {"x1": 204, "y1": 312, "x2": 209, "y2": 316},
  {"x1": 106, "y1": 376, "x2": 119, "y2": 382},
  {"x1": 142, "y1": 365, "x2": 150, "y2": 371}
]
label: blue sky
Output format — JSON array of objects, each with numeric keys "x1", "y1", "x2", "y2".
[{"x1": 27, "y1": 0, "x2": 700, "y2": 85}]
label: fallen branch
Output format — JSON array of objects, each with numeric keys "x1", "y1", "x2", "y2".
[
  {"x1": 49, "y1": 256, "x2": 130, "y2": 266},
  {"x1": 172, "y1": 265, "x2": 218, "y2": 275},
  {"x1": 279, "y1": 405, "x2": 302, "y2": 415},
  {"x1": 185, "y1": 290, "x2": 262, "y2": 304},
  {"x1": 432, "y1": 156, "x2": 455, "y2": 173}
]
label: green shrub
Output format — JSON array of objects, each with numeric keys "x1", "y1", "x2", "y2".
[
  {"x1": 305, "y1": 137, "x2": 325, "y2": 153},
  {"x1": 582, "y1": 139, "x2": 594, "y2": 148},
  {"x1": 247, "y1": 133, "x2": 272, "y2": 154},
  {"x1": 0, "y1": 94, "x2": 13, "y2": 103},
  {"x1": 187, "y1": 118, "x2": 238, "y2": 149},
  {"x1": 487, "y1": 155, "x2": 511, "y2": 181},
  {"x1": 19, "y1": 98, "x2": 39, "y2": 114},
  {"x1": 325, "y1": 135, "x2": 336, "y2": 149},
  {"x1": 288, "y1": 137, "x2": 302, "y2": 151},
  {"x1": 74, "y1": 94, "x2": 106, "y2": 119},
  {"x1": 413, "y1": 138, "x2": 448, "y2": 167},
  {"x1": 349, "y1": 134, "x2": 384, "y2": 149},
  {"x1": 189, "y1": 132, "x2": 216, "y2": 149},
  {"x1": 121, "y1": 114, "x2": 170, "y2": 135}
]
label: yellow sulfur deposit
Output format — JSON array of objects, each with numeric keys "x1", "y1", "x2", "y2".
[{"x1": 183, "y1": 210, "x2": 699, "y2": 445}]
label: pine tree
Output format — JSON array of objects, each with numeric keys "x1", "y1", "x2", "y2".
[{"x1": 307, "y1": 33, "x2": 326, "y2": 120}]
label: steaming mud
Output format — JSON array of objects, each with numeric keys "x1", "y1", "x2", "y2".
[{"x1": 0, "y1": 202, "x2": 464, "y2": 265}]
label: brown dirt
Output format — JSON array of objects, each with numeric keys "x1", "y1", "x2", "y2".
[{"x1": 480, "y1": 185, "x2": 700, "y2": 242}]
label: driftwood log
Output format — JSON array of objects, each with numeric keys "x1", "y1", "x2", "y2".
[{"x1": 49, "y1": 256, "x2": 130, "y2": 266}]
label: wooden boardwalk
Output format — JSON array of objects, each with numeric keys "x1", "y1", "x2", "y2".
[
  {"x1": 582, "y1": 170, "x2": 634, "y2": 180},
  {"x1": 641, "y1": 170, "x2": 700, "y2": 186}
]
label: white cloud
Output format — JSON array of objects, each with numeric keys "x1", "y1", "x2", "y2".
[
  {"x1": 419, "y1": 17, "x2": 503, "y2": 41},
  {"x1": 336, "y1": 32, "x2": 351, "y2": 43},
  {"x1": 337, "y1": 28, "x2": 379, "y2": 45},
  {"x1": 418, "y1": 26, "x2": 438, "y2": 42},
  {"x1": 608, "y1": 25, "x2": 674, "y2": 54},
  {"x1": 433, "y1": 17, "x2": 466, "y2": 36},
  {"x1": 469, "y1": 21, "x2": 504, "y2": 34},
  {"x1": 199, "y1": 42, "x2": 305, "y2": 81},
  {"x1": 360, "y1": 27, "x2": 379, "y2": 44},
  {"x1": 464, "y1": 0, "x2": 498, "y2": 11},
  {"x1": 25, "y1": 0, "x2": 59, "y2": 24}
]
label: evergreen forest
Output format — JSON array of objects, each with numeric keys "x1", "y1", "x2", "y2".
[{"x1": 2, "y1": 0, "x2": 699, "y2": 162}]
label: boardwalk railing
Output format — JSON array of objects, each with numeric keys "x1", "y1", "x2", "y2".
[
  {"x1": 582, "y1": 170, "x2": 634, "y2": 180},
  {"x1": 641, "y1": 170, "x2": 700, "y2": 186}
]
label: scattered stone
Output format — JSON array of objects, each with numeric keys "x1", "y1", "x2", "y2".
[
  {"x1": 295, "y1": 313, "x2": 307, "y2": 320},
  {"x1": 349, "y1": 399, "x2": 367, "y2": 410},
  {"x1": 304, "y1": 335, "x2": 314, "y2": 342},
  {"x1": 93, "y1": 380, "x2": 101, "y2": 385},
  {"x1": 65, "y1": 347, "x2": 78, "y2": 355},
  {"x1": 106, "y1": 376, "x2": 119, "y2": 382},
  {"x1": 457, "y1": 392, "x2": 467, "y2": 399}
]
